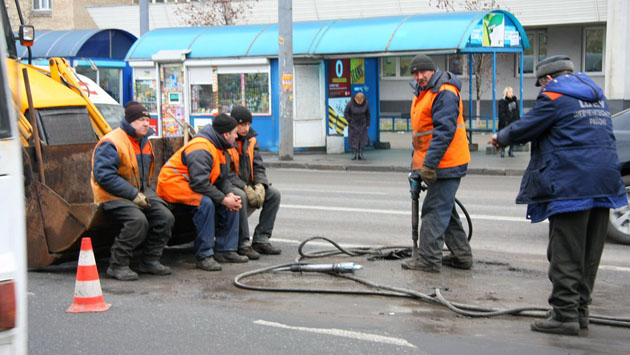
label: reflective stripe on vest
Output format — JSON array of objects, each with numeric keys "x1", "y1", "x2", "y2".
[
  {"x1": 91, "y1": 128, "x2": 154, "y2": 204},
  {"x1": 156, "y1": 137, "x2": 223, "y2": 206},
  {"x1": 412, "y1": 123, "x2": 466, "y2": 137},
  {"x1": 411, "y1": 83, "x2": 471, "y2": 170}
]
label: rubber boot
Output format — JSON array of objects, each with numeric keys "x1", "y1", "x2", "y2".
[{"x1": 351, "y1": 149, "x2": 357, "y2": 160}]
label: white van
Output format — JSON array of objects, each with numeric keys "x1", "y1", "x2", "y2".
[
  {"x1": 74, "y1": 72, "x2": 125, "y2": 129},
  {"x1": 0, "y1": 20, "x2": 28, "y2": 355}
]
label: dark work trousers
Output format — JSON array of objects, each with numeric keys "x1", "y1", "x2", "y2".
[
  {"x1": 107, "y1": 200, "x2": 174, "y2": 267},
  {"x1": 419, "y1": 177, "x2": 472, "y2": 266},
  {"x1": 547, "y1": 208, "x2": 609, "y2": 321},
  {"x1": 188, "y1": 195, "x2": 239, "y2": 260},
  {"x1": 230, "y1": 185, "x2": 281, "y2": 246}
]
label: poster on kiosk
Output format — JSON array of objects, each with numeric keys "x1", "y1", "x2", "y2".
[{"x1": 327, "y1": 58, "x2": 367, "y2": 138}]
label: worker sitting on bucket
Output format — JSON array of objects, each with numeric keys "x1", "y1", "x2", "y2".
[
  {"x1": 91, "y1": 101, "x2": 174, "y2": 281},
  {"x1": 401, "y1": 54, "x2": 473, "y2": 273},
  {"x1": 156, "y1": 113, "x2": 248, "y2": 271},
  {"x1": 226, "y1": 105, "x2": 282, "y2": 259}
]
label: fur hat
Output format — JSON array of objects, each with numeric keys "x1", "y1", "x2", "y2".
[
  {"x1": 535, "y1": 55, "x2": 574, "y2": 86},
  {"x1": 212, "y1": 113, "x2": 238, "y2": 134},
  {"x1": 231, "y1": 105, "x2": 253, "y2": 124},
  {"x1": 124, "y1": 101, "x2": 150, "y2": 123},
  {"x1": 409, "y1": 55, "x2": 436, "y2": 74}
]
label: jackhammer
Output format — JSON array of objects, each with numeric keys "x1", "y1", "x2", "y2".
[
  {"x1": 408, "y1": 171, "x2": 473, "y2": 259},
  {"x1": 408, "y1": 171, "x2": 422, "y2": 260}
]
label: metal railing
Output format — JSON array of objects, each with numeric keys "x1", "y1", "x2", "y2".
[{"x1": 380, "y1": 114, "x2": 499, "y2": 133}]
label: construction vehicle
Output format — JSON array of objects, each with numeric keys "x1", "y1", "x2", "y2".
[{"x1": 2, "y1": 0, "x2": 189, "y2": 268}]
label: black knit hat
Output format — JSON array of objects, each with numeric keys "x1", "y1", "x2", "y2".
[
  {"x1": 125, "y1": 101, "x2": 150, "y2": 123},
  {"x1": 535, "y1": 55, "x2": 574, "y2": 86},
  {"x1": 409, "y1": 54, "x2": 435, "y2": 74},
  {"x1": 212, "y1": 113, "x2": 238, "y2": 134},
  {"x1": 231, "y1": 105, "x2": 253, "y2": 124}
]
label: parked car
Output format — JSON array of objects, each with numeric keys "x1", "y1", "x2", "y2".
[{"x1": 609, "y1": 108, "x2": 630, "y2": 244}]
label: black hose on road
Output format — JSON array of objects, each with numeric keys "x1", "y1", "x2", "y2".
[{"x1": 233, "y1": 237, "x2": 630, "y2": 328}]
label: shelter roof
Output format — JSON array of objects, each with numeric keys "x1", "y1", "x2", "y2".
[{"x1": 126, "y1": 10, "x2": 528, "y2": 60}]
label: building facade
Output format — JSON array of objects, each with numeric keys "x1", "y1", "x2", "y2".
[{"x1": 82, "y1": 0, "x2": 628, "y2": 116}]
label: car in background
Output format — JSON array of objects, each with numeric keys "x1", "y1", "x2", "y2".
[{"x1": 609, "y1": 108, "x2": 630, "y2": 244}]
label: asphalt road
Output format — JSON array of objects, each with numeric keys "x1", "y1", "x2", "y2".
[{"x1": 28, "y1": 169, "x2": 630, "y2": 354}]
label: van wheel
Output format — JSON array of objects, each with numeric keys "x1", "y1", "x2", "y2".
[{"x1": 608, "y1": 183, "x2": 630, "y2": 245}]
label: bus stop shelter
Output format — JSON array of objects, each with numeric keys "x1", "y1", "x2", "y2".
[
  {"x1": 124, "y1": 10, "x2": 528, "y2": 151},
  {"x1": 15, "y1": 29, "x2": 137, "y2": 105}
]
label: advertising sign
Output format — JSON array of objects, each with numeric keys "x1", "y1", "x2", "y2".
[{"x1": 328, "y1": 59, "x2": 351, "y2": 98}]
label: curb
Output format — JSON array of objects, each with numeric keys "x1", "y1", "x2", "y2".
[{"x1": 264, "y1": 161, "x2": 524, "y2": 176}]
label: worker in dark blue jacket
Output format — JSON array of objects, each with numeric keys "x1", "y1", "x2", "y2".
[{"x1": 491, "y1": 55, "x2": 627, "y2": 336}]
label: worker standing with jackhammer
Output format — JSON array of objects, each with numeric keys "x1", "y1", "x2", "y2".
[
  {"x1": 491, "y1": 55, "x2": 627, "y2": 336},
  {"x1": 401, "y1": 55, "x2": 472, "y2": 273}
]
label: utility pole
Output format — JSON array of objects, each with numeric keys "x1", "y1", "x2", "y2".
[
  {"x1": 278, "y1": 0, "x2": 294, "y2": 160},
  {"x1": 139, "y1": 0, "x2": 149, "y2": 35}
]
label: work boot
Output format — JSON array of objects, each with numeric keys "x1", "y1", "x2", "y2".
[
  {"x1": 238, "y1": 245, "x2": 261, "y2": 260},
  {"x1": 351, "y1": 149, "x2": 357, "y2": 160},
  {"x1": 531, "y1": 317, "x2": 579, "y2": 336},
  {"x1": 196, "y1": 256, "x2": 222, "y2": 271},
  {"x1": 214, "y1": 251, "x2": 249, "y2": 263},
  {"x1": 135, "y1": 260, "x2": 172, "y2": 275},
  {"x1": 441, "y1": 254, "x2": 473, "y2": 269},
  {"x1": 252, "y1": 242, "x2": 282, "y2": 255},
  {"x1": 401, "y1": 258, "x2": 439, "y2": 273},
  {"x1": 106, "y1": 265, "x2": 139, "y2": 281},
  {"x1": 578, "y1": 308, "x2": 589, "y2": 329}
]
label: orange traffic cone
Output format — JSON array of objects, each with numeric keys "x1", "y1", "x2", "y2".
[{"x1": 66, "y1": 237, "x2": 111, "y2": 313}]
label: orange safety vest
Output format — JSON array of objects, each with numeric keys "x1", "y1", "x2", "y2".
[
  {"x1": 91, "y1": 128, "x2": 154, "y2": 204},
  {"x1": 411, "y1": 83, "x2": 470, "y2": 170},
  {"x1": 227, "y1": 137, "x2": 256, "y2": 183},
  {"x1": 156, "y1": 137, "x2": 223, "y2": 206}
]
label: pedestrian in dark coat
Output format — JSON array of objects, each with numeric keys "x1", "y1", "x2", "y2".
[
  {"x1": 344, "y1": 92, "x2": 370, "y2": 160},
  {"x1": 491, "y1": 55, "x2": 627, "y2": 336},
  {"x1": 497, "y1": 86, "x2": 520, "y2": 157}
]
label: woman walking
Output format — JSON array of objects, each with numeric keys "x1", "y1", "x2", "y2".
[
  {"x1": 498, "y1": 86, "x2": 520, "y2": 157},
  {"x1": 344, "y1": 92, "x2": 370, "y2": 160}
]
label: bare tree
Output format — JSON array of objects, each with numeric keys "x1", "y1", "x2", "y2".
[
  {"x1": 175, "y1": 0, "x2": 259, "y2": 27},
  {"x1": 430, "y1": 0, "x2": 502, "y2": 127}
]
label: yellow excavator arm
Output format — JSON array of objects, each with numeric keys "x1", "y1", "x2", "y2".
[{"x1": 48, "y1": 57, "x2": 112, "y2": 138}]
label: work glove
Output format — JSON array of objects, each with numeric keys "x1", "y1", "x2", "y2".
[
  {"x1": 253, "y1": 183, "x2": 266, "y2": 207},
  {"x1": 420, "y1": 165, "x2": 437, "y2": 185},
  {"x1": 244, "y1": 185, "x2": 261, "y2": 208},
  {"x1": 132, "y1": 192, "x2": 150, "y2": 209}
]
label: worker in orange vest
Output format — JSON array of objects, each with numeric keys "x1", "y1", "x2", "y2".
[
  {"x1": 157, "y1": 113, "x2": 247, "y2": 271},
  {"x1": 91, "y1": 101, "x2": 174, "y2": 281},
  {"x1": 226, "y1": 105, "x2": 282, "y2": 259},
  {"x1": 401, "y1": 55, "x2": 472, "y2": 273}
]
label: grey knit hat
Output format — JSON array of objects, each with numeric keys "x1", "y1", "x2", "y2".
[
  {"x1": 535, "y1": 55, "x2": 574, "y2": 86},
  {"x1": 409, "y1": 54, "x2": 435, "y2": 74}
]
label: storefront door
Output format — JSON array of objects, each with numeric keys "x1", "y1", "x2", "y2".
[{"x1": 293, "y1": 63, "x2": 325, "y2": 147}]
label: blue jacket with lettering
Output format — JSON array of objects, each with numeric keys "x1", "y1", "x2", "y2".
[{"x1": 497, "y1": 72, "x2": 625, "y2": 204}]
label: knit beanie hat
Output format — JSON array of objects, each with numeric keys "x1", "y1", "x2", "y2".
[
  {"x1": 212, "y1": 113, "x2": 238, "y2": 134},
  {"x1": 535, "y1": 55, "x2": 574, "y2": 86},
  {"x1": 125, "y1": 101, "x2": 150, "y2": 123},
  {"x1": 231, "y1": 105, "x2": 253, "y2": 124},
  {"x1": 409, "y1": 54, "x2": 436, "y2": 74}
]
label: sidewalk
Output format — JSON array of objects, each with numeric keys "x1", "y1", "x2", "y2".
[{"x1": 263, "y1": 131, "x2": 529, "y2": 176}]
